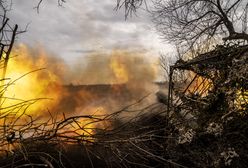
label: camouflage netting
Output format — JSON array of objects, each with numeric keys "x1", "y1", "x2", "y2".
[{"x1": 165, "y1": 42, "x2": 248, "y2": 167}]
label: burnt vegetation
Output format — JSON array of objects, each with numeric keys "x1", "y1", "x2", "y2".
[{"x1": 0, "y1": 0, "x2": 247, "y2": 167}]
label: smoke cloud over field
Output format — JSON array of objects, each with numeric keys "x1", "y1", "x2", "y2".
[{"x1": 5, "y1": 44, "x2": 159, "y2": 118}]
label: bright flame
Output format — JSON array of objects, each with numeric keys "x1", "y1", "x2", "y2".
[
  {"x1": 1, "y1": 44, "x2": 64, "y2": 115},
  {"x1": 186, "y1": 72, "x2": 213, "y2": 97},
  {"x1": 0, "y1": 45, "x2": 158, "y2": 146},
  {"x1": 110, "y1": 51, "x2": 129, "y2": 83},
  {"x1": 56, "y1": 106, "x2": 110, "y2": 142}
]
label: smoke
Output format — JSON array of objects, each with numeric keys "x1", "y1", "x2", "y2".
[
  {"x1": 60, "y1": 49, "x2": 158, "y2": 115},
  {"x1": 66, "y1": 50, "x2": 157, "y2": 84},
  {"x1": 7, "y1": 45, "x2": 159, "y2": 118}
]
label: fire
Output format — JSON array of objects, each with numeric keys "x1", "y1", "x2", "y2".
[
  {"x1": 1, "y1": 44, "x2": 64, "y2": 115},
  {"x1": 186, "y1": 72, "x2": 213, "y2": 97},
  {"x1": 0, "y1": 45, "x2": 158, "y2": 146},
  {"x1": 110, "y1": 51, "x2": 129, "y2": 84},
  {"x1": 54, "y1": 105, "x2": 111, "y2": 143},
  {"x1": 0, "y1": 44, "x2": 113, "y2": 146}
]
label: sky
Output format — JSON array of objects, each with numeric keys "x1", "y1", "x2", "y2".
[{"x1": 7, "y1": 0, "x2": 173, "y2": 65}]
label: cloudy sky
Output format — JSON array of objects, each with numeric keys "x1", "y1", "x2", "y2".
[{"x1": 7, "y1": 0, "x2": 173, "y2": 66}]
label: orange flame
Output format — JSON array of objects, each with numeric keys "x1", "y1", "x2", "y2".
[
  {"x1": 0, "y1": 45, "x2": 158, "y2": 143},
  {"x1": 1, "y1": 44, "x2": 64, "y2": 115},
  {"x1": 110, "y1": 51, "x2": 129, "y2": 84},
  {"x1": 186, "y1": 72, "x2": 213, "y2": 97}
]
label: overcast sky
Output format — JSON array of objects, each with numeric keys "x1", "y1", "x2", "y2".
[{"x1": 7, "y1": 0, "x2": 173, "y2": 66}]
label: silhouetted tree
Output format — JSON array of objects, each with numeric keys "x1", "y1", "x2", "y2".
[
  {"x1": 0, "y1": 1, "x2": 19, "y2": 80},
  {"x1": 117, "y1": 0, "x2": 248, "y2": 52}
]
